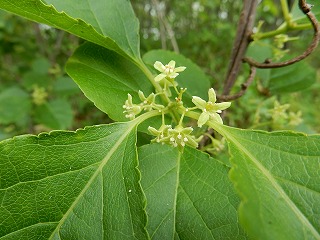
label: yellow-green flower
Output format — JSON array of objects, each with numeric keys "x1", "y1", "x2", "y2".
[
  {"x1": 288, "y1": 111, "x2": 303, "y2": 126},
  {"x1": 192, "y1": 88, "x2": 231, "y2": 127},
  {"x1": 154, "y1": 60, "x2": 186, "y2": 82},
  {"x1": 270, "y1": 100, "x2": 290, "y2": 120}
]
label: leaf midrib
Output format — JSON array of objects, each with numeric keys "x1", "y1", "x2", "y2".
[
  {"x1": 49, "y1": 122, "x2": 136, "y2": 239},
  {"x1": 225, "y1": 132, "x2": 320, "y2": 238}
]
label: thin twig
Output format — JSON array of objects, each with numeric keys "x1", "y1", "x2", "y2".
[
  {"x1": 218, "y1": 66, "x2": 256, "y2": 101},
  {"x1": 222, "y1": 0, "x2": 259, "y2": 95},
  {"x1": 243, "y1": 0, "x2": 320, "y2": 68}
]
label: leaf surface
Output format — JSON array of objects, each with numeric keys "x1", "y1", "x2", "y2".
[
  {"x1": 290, "y1": 0, "x2": 320, "y2": 24},
  {"x1": 216, "y1": 125, "x2": 320, "y2": 239},
  {"x1": 0, "y1": 0, "x2": 140, "y2": 59},
  {"x1": 139, "y1": 144, "x2": 247, "y2": 240},
  {"x1": 66, "y1": 42, "x2": 153, "y2": 121},
  {"x1": 0, "y1": 122, "x2": 148, "y2": 239}
]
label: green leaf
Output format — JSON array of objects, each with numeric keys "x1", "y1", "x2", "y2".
[
  {"x1": 143, "y1": 50, "x2": 211, "y2": 105},
  {"x1": 139, "y1": 144, "x2": 247, "y2": 239},
  {"x1": 66, "y1": 42, "x2": 153, "y2": 121},
  {"x1": 22, "y1": 71, "x2": 50, "y2": 90},
  {"x1": 31, "y1": 58, "x2": 51, "y2": 75},
  {"x1": 52, "y1": 76, "x2": 81, "y2": 96},
  {"x1": 34, "y1": 99, "x2": 73, "y2": 130},
  {"x1": 268, "y1": 58, "x2": 316, "y2": 93},
  {"x1": 0, "y1": 122, "x2": 148, "y2": 239},
  {"x1": 217, "y1": 125, "x2": 320, "y2": 239},
  {"x1": 0, "y1": 87, "x2": 31, "y2": 125},
  {"x1": 0, "y1": 0, "x2": 140, "y2": 59},
  {"x1": 290, "y1": 0, "x2": 320, "y2": 25}
]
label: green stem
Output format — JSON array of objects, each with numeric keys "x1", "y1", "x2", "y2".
[
  {"x1": 254, "y1": 22, "x2": 312, "y2": 40},
  {"x1": 133, "y1": 109, "x2": 163, "y2": 126},
  {"x1": 280, "y1": 0, "x2": 291, "y2": 23},
  {"x1": 254, "y1": 26, "x2": 287, "y2": 40},
  {"x1": 253, "y1": 0, "x2": 313, "y2": 41}
]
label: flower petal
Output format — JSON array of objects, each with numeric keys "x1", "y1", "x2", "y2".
[
  {"x1": 215, "y1": 102, "x2": 231, "y2": 111},
  {"x1": 210, "y1": 112, "x2": 223, "y2": 124},
  {"x1": 154, "y1": 61, "x2": 165, "y2": 72},
  {"x1": 175, "y1": 66, "x2": 186, "y2": 72},
  {"x1": 154, "y1": 73, "x2": 167, "y2": 82},
  {"x1": 208, "y1": 88, "x2": 217, "y2": 103},
  {"x1": 197, "y1": 111, "x2": 210, "y2": 127},
  {"x1": 192, "y1": 96, "x2": 207, "y2": 109},
  {"x1": 169, "y1": 73, "x2": 179, "y2": 79},
  {"x1": 168, "y1": 60, "x2": 176, "y2": 68}
]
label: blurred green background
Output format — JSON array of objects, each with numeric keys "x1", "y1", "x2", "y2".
[{"x1": 0, "y1": 0, "x2": 319, "y2": 140}]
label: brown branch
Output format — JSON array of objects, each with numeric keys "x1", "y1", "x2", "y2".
[
  {"x1": 243, "y1": 0, "x2": 320, "y2": 68},
  {"x1": 218, "y1": 66, "x2": 256, "y2": 101},
  {"x1": 222, "y1": 0, "x2": 259, "y2": 95}
]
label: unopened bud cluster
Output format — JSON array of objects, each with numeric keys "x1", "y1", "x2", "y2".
[{"x1": 123, "y1": 91, "x2": 164, "y2": 120}]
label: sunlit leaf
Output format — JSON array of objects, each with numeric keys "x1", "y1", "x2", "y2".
[{"x1": 0, "y1": 122, "x2": 148, "y2": 239}]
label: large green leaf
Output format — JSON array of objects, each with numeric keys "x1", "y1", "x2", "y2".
[
  {"x1": 143, "y1": 50, "x2": 211, "y2": 106},
  {"x1": 66, "y1": 42, "x2": 153, "y2": 121},
  {"x1": 139, "y1": 144, "x2": 247, "y2": 239},
  {"x1": 0, "y1": 122, "x2": 148, "y2": 239},
  {"x1": 0, "y1": 0, "x2": 140, "y2": 59},
  {"x1": 216, "y1": 125, "x2": 320, "y2": 239}
]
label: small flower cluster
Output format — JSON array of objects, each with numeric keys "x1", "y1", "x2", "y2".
[
  {"x1": 123, "y1": 60, "x2": 232, "y2": 151},
  {"x1": 123, "y1": 91, "x2": 164, "y2": 120},
  {"x1": 148, "y1": 124, "x2": 200, "y2": 151}
]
